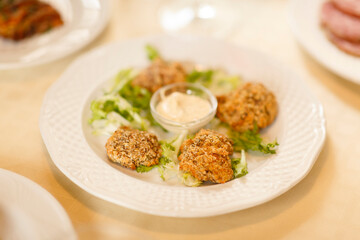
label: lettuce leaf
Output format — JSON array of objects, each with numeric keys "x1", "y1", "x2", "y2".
[
  {"x1": 231, "y1": 150, "x2": 248, "y2": 178},
  {"x1": 118, "y1": 81, "x2": 151, "y2": 110},
  {"x1": 186, "y1": 70, "x2": 213, "y2": 87},
  {"x1": 186, "y1": 69, "x2": 242, "y2": 95},
  {"x1": 157, "y1": 132, "x2": 187, "y2": 181},
  {"x1": 180, "y1": 172, "x2": 202, "y2": 187},
  {"x1": 136, "y1": 165, "x2": 157, "y2": 173},
  {"x1": 145, "y1": 45, "x2": 161, "y2": 61},
  {"x1": 230, "y1": 123, "x2": 278, "y2": 154}
]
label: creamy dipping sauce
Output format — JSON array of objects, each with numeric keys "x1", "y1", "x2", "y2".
[{"x1": 156, "y1": 92, "x2": 211, "y2": 123}]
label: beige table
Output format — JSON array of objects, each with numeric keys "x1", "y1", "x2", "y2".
[{"x1": 1, "y1": 0, "x2": 360, "y2": 239}]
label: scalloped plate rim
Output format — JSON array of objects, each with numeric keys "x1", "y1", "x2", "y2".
[{"x1": 39, "y1": 35, "x2": 326, "y2": 217}]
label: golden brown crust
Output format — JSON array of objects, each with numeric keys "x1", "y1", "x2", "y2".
[
  {"x1": 105, "y1": 126, "x2": 162, "y2": 170},
  {"x1": 216, "y1": 82, "x2": 278, "y2": 132},
  {"x1": 0, "y1": 0, "x2": 63, "y2": 41},
  {"x1": 178, "y1": 129, "x2": 234, "y2": 184},
  {"x1": 132, "y1": 58, "x2": 186, "y2": 93}
]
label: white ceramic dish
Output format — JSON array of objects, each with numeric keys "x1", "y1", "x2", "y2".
[
  {"x1": 288, "y1": 0, "x2": 360, "y2": 85},
  {"x1": 0, "y1": 0, "x2": 110, "y2": 70},
  {"x1": 39, "y1": 35, "x2": 326, "y2": 217},
  {"x1": 0, "y1": 168, "x2": 76, "y2": 239}
]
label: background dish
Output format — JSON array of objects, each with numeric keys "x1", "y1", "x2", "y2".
[
  {"x1": 0, "y1": 169, "x2": 75, "y2": 239},
  {"x1": 39, "y1": 35, "x2": 326, "y2": 217},
  {"x1": 0, "y1": 0, "x2": 110, "y2": 70},
  {"x1": 289, "y1": 0, "x2": 360, "y2": 85}
]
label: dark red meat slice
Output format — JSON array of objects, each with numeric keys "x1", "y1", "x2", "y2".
[
  {"x1": 333, "y1": 0, "x2": 360, "y2": 17},
  {"x1": 327, "y1": 30, "x2": 360, "y2": 56},
  {"x1": 321, "y1": 1, "x2": 360, "y2": 42}
]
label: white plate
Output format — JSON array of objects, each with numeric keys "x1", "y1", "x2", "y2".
[
  {"x1": 0, "y1": 169, "x2": 76, "y2": 239},
  {"x1": 39, "y1": 35, "x2": 326, "y2": 217},
  {"x1": 289, "y1": 0, "x2": 360, "y2": 85},
  {"x1": 0, "y1": 0, "x2": 110, "y2": 70}
]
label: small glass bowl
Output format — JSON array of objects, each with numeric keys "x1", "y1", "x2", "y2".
[{"x1": 150, "y1": 82, "x2": 217, "y2": 133}]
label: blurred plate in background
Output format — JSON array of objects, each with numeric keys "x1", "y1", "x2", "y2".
[
  {"x1": 0, "y1": 0, "x2": 110, "y2": 70},
  {"x1": 289, "y1": 0, "x2": 360, "y2": 85},
  {"x1": 0, "y1": 168, "x2": 75, "y2": 239}
]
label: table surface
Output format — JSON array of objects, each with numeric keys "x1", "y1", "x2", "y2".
[{"x1": 1, "y1": 0, "x2": 360, "y2": 239}]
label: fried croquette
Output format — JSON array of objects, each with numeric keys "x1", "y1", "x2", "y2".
[
  {"x1": 105, "y1": 126, "x2": 162, "y2": 170},
  {"x1": 216, "y1": 82, "x2": 278, "y2": 132},
  {"x1": 178, "y1": 129, "x2": 234, "y2": 184},
  {"x1": 132, "y1": 58, "x2": 186, "y2": 93}
]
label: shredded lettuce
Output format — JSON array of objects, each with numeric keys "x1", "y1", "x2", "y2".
[
  {"x1": 89, "y1": 69, "x2": 151, "y2": 135},
  {"x1": 136, "y1": 165, "x2": 157, "y2": 173},
  {"x1": 169, "y1": 131, "x2": 188, "y2": 154},
  {"x1": 89, "y1": 66, "x2": 165, "y2": 135},
  {"x1": 107, "y1": 69, "x2": 135, "y2": 95},
  {"x1": 160, "y1": 141, "x2": 176, "y2": 160},
  {"x1": 89, "y1": 94, "x2": 147, "y2": 134},
  {"x1": 158, "y1": 161, "x2": 178, "y2": 181},
  {"x1": 114, "y1": 69, "x2": 164, "y2": 129},
  {"x1": 180, "y1": 172, "x2": 202, "y2": 187},
  {"x1": 231, "y1": 150, "x2": 248, "y2": 178},
  {"x1": 118, "y1": 81, "x2": 152, "y2": 110},
  {"x1": 186, "y1": 70, "x2": 213, "y2": 87},
  {"x1": 186, "y1": 69, "x2": 242, "y2": 95},
  {"x1": 230, "y1": 123, "x2": 278, "y2": 154},
  {"x1": 91, "y1": 112, "x2": 130, "y2": 136},
  {"x1": 145, "y1": 44, "x2": 161, "y2": 61},
  {"x1": 157, "y1": 132, "x2": 187, "y2": 181},
  {"x1": 157, "y1": 146, "x2": 177, "y2": 181},
  {"x1": 208, "y1": 118, "x2": 278, "y2": 154}
]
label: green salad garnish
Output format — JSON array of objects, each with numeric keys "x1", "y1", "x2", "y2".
[
  {"x1": 230, "y1": 123, "x2": 278, "y2": 154},
  {"x1": 89, "y1": 45, "x2": 279, "y2": 186}
]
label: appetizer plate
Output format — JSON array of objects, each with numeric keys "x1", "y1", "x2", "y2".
[
  {"x1": 39, "y1": 35, "x2": 326, "y2": 217},
  {"x1": 0, "y1": 169, "x2": 76, "y2": 239},
  {"x1": 289, "y1": 0, "x2": 360, "y2": 85},
  {"x1": 0, "y1": 0, "x2": 110, "y2": 70}
]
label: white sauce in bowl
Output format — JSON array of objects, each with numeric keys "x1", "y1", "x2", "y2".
[{"x1": 156, "y1": 92, "x2": 211, "y2": 123}]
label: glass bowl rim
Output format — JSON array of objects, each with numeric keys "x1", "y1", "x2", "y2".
[{"x1": 150, "y1": 82, "x2": 218, "y2": 128}]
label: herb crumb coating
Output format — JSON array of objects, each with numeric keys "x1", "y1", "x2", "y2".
[
  {"x1": 217, "y1": 82, "x2": 278, "y2": 132},
  {"x1": 105, "y1": 126, "x2": 162, "y2": 170},
  {"x1": 132, "y1": 58, "x2": 186, "y2": 93},
  {"x1": 179, "y1": 129, "x2": 234, "y2": 184}
]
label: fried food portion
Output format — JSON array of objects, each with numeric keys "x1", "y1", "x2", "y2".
[
  {"x1": 0, "y1": 0, "x2": 63, "y2": 41},
  {"x1": 216, "y1": 82, "x2": 278, "y2": 132},
  {"x1": 179, "y1": 129, "x2": 234, "y2": 184},
  {"x1": 105, "y1": 126, "x2": 162, "y2": 170},
  {"x1": 132, "y1": 58, "x2": 186, "y2": 93}
]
